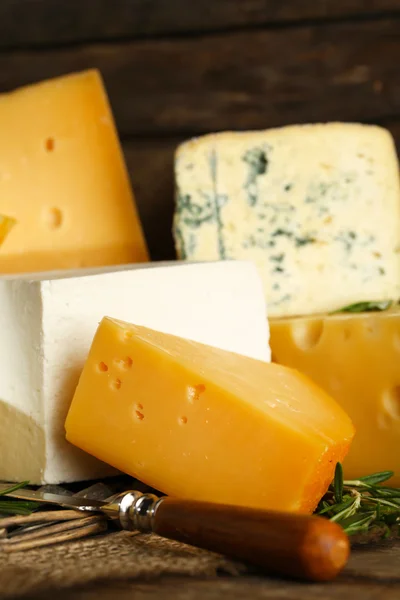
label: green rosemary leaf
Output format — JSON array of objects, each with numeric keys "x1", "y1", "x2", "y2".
[
  {"x1": 334, "y1": 463, "x2": 344, "y2": 503},
  {"x1": 363, "y1": 497, "x2": 400, "y2": 510},
  {"x1": 340, "y1": 510, "x2": 376, "y2": 535},
  {"x1": 341, "y1": 475, "x2": 394, "y2": 489},
  {"x1": 0, "y1": 501, "x2": 39, "y2": 515},
  {"x1": 332, "y1": 300, "x2": 393, "y2": 314},
  {"x1": 317, "y1": 496, "x2": 353, "y2": 517},
  {"x1": 358, "y1": 471, "x2": 395, "y2": 486},
  {"x1": 373, "y1": 485, "x2": 400, "y2": 493},
  {"x1": 364, "y1": 486, "x2": 400, "y2": 498},
  {"x1": 0, "y1": 481, "x2": 38, "y2": 516},
  {"x1": 0, "y1": 481, "x2": 30, "y2": 497},
  {"x1": 372, "y1": 489, "x2": 400, "y2": 499},
  {"x1": 317, "y1": 503, "x2": 336, "y2": 517},
  {"x1": 316, "y1": 500, "x2": 331, "y2": 515},
  {"x1": 330, "y1": 497, "x2": 360, "y2": 523},
  {"x1": 339, "y1": 511, "x2": 376, "y2": 535}
]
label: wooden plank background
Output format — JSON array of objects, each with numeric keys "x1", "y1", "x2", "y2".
[{"x1": 0, "y1": 0, "x2": 399, "y2": 259}]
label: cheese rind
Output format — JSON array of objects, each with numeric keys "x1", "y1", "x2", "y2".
[
  {"x1": 66, "y1": 318, "x2": 354, "y2": 513},
  {"x1": 270, "y1": 308, "x2": 400, "y2": 485},
  {"x1": 0, "y1": 69, "x2": 148, "y2": 273},
  {"x1": 0, "y1": 261, "x2": 270, "y2": 484},
  {"x1": 174, "y1": 123, "x2": 400, "y2": 317}
]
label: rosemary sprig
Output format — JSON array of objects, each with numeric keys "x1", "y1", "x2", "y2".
[
  {"x1": 0, "y1": 482, "x2": 39, "y2": 516},
  {"x1": 332, "y1": 300, "x2": 393, "y2": 314},
  {"x1": 316, "y1": 463, "x2": 400, "y2": 536}
]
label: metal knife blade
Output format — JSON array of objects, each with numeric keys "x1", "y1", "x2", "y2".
[{"x1": 0, "y1": 483, "x2": 109, "y2": 513}]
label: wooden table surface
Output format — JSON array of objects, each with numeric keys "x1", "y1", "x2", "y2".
[{"x1": 24, "y1": 539, "x2": 400, "y2": 600}]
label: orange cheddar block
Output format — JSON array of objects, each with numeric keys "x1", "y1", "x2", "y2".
[
  {"x1": 0, "y1": 215, "x2": 16, "y2": 246},
  {"x1": 0, "y1": 70, "x2": 148, "y2": 274},
  {"x1": 270, "y1": 309, "x2": 400, "y2": 486},
  {"x1": 65, "y1": 318, "x2": 354, "y2": 513}
]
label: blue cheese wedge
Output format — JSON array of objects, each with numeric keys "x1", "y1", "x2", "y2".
[{"x1": 173, "y1": 123, "x2": 400, "y2": 317}]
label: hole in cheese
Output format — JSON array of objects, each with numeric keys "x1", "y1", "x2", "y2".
[
  {"x1": 382, "y1": 386, "x2": 400, "y2": 421},
  {"x1": 187, "y1": 383, "x2": 206, "y2": 403},
  {"x1": 291, "y1": 320, "x2": 324, "y2": 351},
  {"x1": 110, "y1": 378, "x2": 122, "y2": 391},
  {"x1": 136, "y1": 403, "x2": 143, "y2": 410},
  {"x1": 135, "y1": 410, "x2": 144, "y2": 421},
  {"x1": 179, "y1": 416, "x2": 188, "y2": 425},
  {"x1": 114, "y1": 356, "x2": 133, "y2": 370},
  {"x1": 46, "y1": 207, "x2": 63, "y2": 229},
  {"x1": 45, "y1": 137, "x2": 55, "y2": 152},
  {"x1": 98, "y1": 362, "x2": 108, "y2": 373}
]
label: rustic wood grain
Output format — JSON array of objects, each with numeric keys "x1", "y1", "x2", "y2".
[
  {"x1": 0, "y1": 0, "x2": 399, "y2": 49},
  {"x1": 123, "y1": 138, "x2": 178, "y2": 260},
  {"x1": 0, "y1": 19, "x2": 398, "y2": 136},
  {"x1": 20, "y1": 541, "x2": 400, "y2": 600},
  {"x1": 385, "y1": 120, "x2": 400, "y2": 153}
]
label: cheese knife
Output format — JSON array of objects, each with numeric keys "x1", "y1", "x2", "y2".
[{"x1": 0, "y1": 483, "x2": 349, "y2": 581}]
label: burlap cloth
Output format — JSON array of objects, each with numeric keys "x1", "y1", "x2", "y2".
[{"x1": 0, "y1": 528, "x2": 246, "y2": 599}]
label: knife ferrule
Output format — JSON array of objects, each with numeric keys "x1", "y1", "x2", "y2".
[{"x1": 106, "y1": 491, "x2": 164, "y2": 532}]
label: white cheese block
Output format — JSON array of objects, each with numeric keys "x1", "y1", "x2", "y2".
[
  {"x1": 0, "y1": 260, "x2": 270, "y2": 484},
  {"x1": 173, "y1": 123, "x2": 400, "y2": 317}
]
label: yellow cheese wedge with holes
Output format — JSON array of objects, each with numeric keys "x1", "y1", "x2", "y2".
[
  {"x1": 270, "y1": 308, "x2": 400, "y2": 486},
  {"x1": 0, "y1": 69, "x2": 148, "y2": 274},
  {"x1": 65, "y1": 317, "x2": 355, "y2": 513}
]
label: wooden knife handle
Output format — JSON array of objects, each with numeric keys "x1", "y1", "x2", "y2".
[{"x1": 151, "y1": 497, "x2": 350, "y2": 582}]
